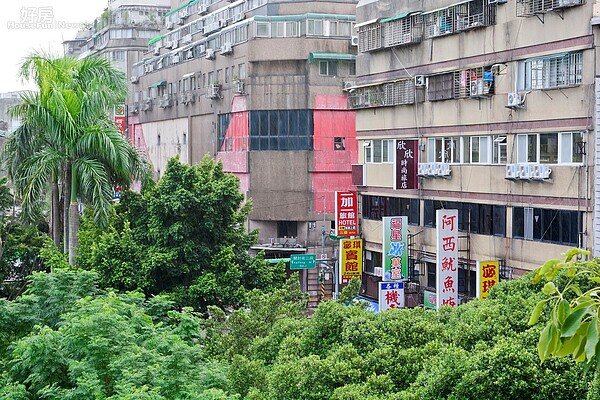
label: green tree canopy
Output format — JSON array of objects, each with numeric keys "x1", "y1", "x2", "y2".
[{"x1": 78, "y1": 156, "x2": 284, "y2": 311}]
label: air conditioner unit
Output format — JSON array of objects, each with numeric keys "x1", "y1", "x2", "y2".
[
  {"x1": 515, "y1": 164, "x2": 530, "y2": 180},
  {"x1": 414, "y1": 75, "x2": 426, "y2": 87},
  {"x1": 506, "y1": 92, "x2": 523, "y2": 108},
  {"x1": 343, "y1": 81, "x2": 356, "y2": 90},
  {"x1": 208, "y1": 84, "x2": 221, "y2": 99},
  {"x1": 505, "y1": 163, "x2": 517, "y2": 180},
  {"x1": 234, "y1": 13, "x2": 245, "y2": 22},
  {"x1": 186, "y1": 50, "x2": 194, "y2": 59},
  {"x1": 205, "y1": 48, "x2": 216, "y2": 59},
  {"x1": 373, "y1": 267, "x2": 383, "y2": 277},
  {"x1": 219, "y1": 19, "x2": 227, "y2": 28},
  {"x1": 166, "y1": 21, "x2": 174, "y2": 30},
  {"x1": 180, "y1": 10, "x2": 188, "y2": 18},
  {"x1": 234, "y1": 80, "x2": 244, "y2": 94},
  {"x1": 220, "y1": 42, "x2": 233, "y2": 55},
  {"x1": 162, "y1": 94, "x2": 170, "y2": 101},
  {"x1": 530, "y1": 164, "x2": 552, "y2": 180},
  {"x1": 185, "y1": 92, "x2": 196, "y2": 104},
  {"x1": 153, "y1": 47, "x2": 160, "y2": 56},
  {"x1": 203, "y1": 22, "x2": 217, "y2": 35},
  {"x1": 438, "y1": 163, "x2": 451, "y2": 177},
  {"x1": 351, "y1": 36, "x2": 359, "y2": 46},
  {"x1": 417, "y1": 163, "x2": 429, "y2": 177},
  {"x1": 172, "y1": 54, "x2": 180, "y2": 64},
  {"x1": 470, "y1": 79, "x2": 483, "y2": 97},
  {"x1": 198, "y1": 4, "x2": 208, "y2": 15},
  {"x1": 142, "y1": 99, "x2": 152, "y2": 111},
  {"x1": 177, "y1": 18, "x2": 185, "y2": 25},
  {"x1": 182, "y1": 34, "x2": 192, "y2": 44},
  {"x1": 130, "y1": 75, "x2": 139, "y2": 84}
]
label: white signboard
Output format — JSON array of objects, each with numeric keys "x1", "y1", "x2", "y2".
[
  {"x1": 379, "y1": 281, "x2": 405, "y2": 311},
  {"x1": 436, "y1": 209, "x2": 459, "y2": 309}
]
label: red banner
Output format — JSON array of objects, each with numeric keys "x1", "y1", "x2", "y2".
[{"x1": 335, "y1": 191, "x2": 358, "y2": 237}]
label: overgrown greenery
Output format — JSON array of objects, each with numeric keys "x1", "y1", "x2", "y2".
[{"x1": 77, "y1": 156, "x2": 284, "y2": 311}]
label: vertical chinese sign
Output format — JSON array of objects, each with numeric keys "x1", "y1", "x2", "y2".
[
  {"x1": 395, "y1": 139, "x2": 418, "y2": 190},
  {"x1": 339, "y1": 238, "x2": 362, "y2": 284},
  {"x1": 335, "y1": 191, "x2": 358, "y2": 237},
  {"x1": 114, "y1": 104, "x2": 126, "y2": 135},
  {"x1": 436, "y1": 209, "x2": 458, "y2": 309},
  {"x1": 476, "y1": 260, "x2": 499, "y2": 300},
  {"x1": 382, "y1": 216, "x2": 408, "y2": 281},
  {"x1": 379, "y1": 282, "x2": 405, "y2": 311}
]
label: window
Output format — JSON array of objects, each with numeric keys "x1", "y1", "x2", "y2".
[
  {"x1": 319, "y1": 61, "x2": 338, "y2": 76},
  {"x1": 238, "y1": 63, "x2": 246, "y2": 79},
  {"x1": 364, "y1": 251, "x2": 382, "y2": 275},
  {"x1": 424, "y1": 200, "x2": 506, "y2": 236},
  {"x1": 307, "y1": 19, "x2": 323, "y2": 35},
  {"x1": 560, "y1": 131, "x2": 584, "y2": 164},
  {"x1": 361, "y1": 195, "x2": 420, "y2": 225},
  {"x1": 428, "y1": 73, "x2": 454, "y2": 101},
  {"x1": 349, "y1": 62, "x2": 356, "y2": 76},
  {"x1": 517, "y1": 132, "x2": 582, "y2": 164},
  {"x1": 492, "y1": 136, "x2": 507, "y2": 164},
  {"x1": 522, "y1": 52, "x2": 583, "y2": 90},
  {"x1": 358, "y1": 22, "x2": 382, "y2": 52},
  {"x1": 464, "y1": 136, "x2": 490, "y2": 164},
  {"x1": 513, "y1": 207, "x2": 580, "y2": 246},
  {"x1": 249, "y1": 110, "x2": 313, "y2": 151},
  {"x1": 365, "y1": 139, "x2": 394, "y2": 163},
  {"x1": 256, "y1": 22, "x2": 270, "y2": 37},
  {"x1": 383, "y1": 80, "x2": 415, "y2": 106},
  {"x1": 334, "y1": 137, "x2": 345, "y2": 151},
  {"x1": 427, "y1": 137, "x2": 459, "y2": 163}
]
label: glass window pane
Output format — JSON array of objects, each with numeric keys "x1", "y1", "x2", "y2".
[{"x1": 539, "y1": 133, "x2": 558, "y2": 164}]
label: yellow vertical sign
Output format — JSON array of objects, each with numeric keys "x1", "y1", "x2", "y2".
[
  {"x1": 477, "y1": 260, "x2": 499, "y2": 300},
  {"x1": 340, "y1": 238, "x2": 362, "y2": 284}
]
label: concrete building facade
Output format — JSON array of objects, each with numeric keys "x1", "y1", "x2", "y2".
[
  {"x1": 130, "y1": 0, "x2": 359, "y2": 300},
  {"x1": 352, "y1": 0, "x2": 597, "y2": 303}
]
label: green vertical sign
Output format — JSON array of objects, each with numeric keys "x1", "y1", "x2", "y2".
[
  {"x1": 382, "y1": 216, "x2": 408, "y2": 281},
  {"x1": 423, "y1": 290, "x2": 437, "y2": 309},
  {"x1": 290, "y1": 254, "x2": 316, "y2": 270}
]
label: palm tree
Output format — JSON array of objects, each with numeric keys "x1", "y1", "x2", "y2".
[{"x1": 3, "y1": 52, "x2": 150, "y2": 264}]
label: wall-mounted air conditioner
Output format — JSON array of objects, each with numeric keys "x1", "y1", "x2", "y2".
[
  {"x1": 208, "y1": 84, "x2": 221, "y2": 99},
  {"x1": 373, "y1": 267, "x2": 383, "y2": 277},
  {"x1": 171, "y1": 54, "x2": 180, "y2": 64},
  {"x1": 505, "y1": 163, "x2": 517, "y2": 179},
  {"x1": 205, "y1": 48, "x2": 216, "y2": 59},
  {"x1": 437, "y1": 163, "x2": 451, "y2": 177},
  {"x1": 530, "y1": 164, "x2": 552, "y2": 180},
  {"x1": 198, "y1": 4, "x2": 208, "y2": 15},
  {"x1": 186, "y1": 50, "x2": 194, "y2": 59},
  {"x1": 130, "y1": 75, "x2": 139, "y2": 84},
  {"x1": 234, "y1": 13, "x2": 245, "y2": 22},
  {"x1": 506, "y1": 92, "x2": 523, "y2": 108},
  {"x1": 153, "y1": 47, "x2": 160, "y2": 56},
  {"x1": 220, "y1": 42, "x2": 233, "y2": 55},
  {"x1": 182, "y1": 34, "x2": 192, "y2": 44},
  {"x1": 351, "y1": 36, "x2": 359, "y2": 46},
  {"x1": 414, "y1": 75, "x2": 426, "y2": 87},
  {"x1": 515, "y1": 164, "x2": 530, "y2": 180},
  {"x1": 166, "y1": 21, "x2": 174, "y2": 30},
  {"x1": 417, "y1": 163, "x2": 429, "y2": 177}
]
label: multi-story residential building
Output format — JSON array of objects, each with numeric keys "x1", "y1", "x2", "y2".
[
  {"x1": 64, "y1": 0, "x2": 170, "y2": 81},
  {"x1": 352, "y1": 0, "x2": 595, "y2": 303},
  {"x1": 129, "y1": 0, "x2": 359, "y2": 298},
  {"x1": 0, "y1": 92, "x2": 24, "y2": 149}
]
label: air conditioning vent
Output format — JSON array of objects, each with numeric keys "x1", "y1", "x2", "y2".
[
  {"x1": 506, "y1": 92, "x2": 523, "y2": 108},
  {"x1": 343, "y1": 81, "x2": 356, "y2": 91},
  {"x1": 351, "y1": 36, "x2": 359, "y2": 46},
  {"x1": 220, "y1": 42, "x2": 233, "y2": 55},
  {"x1": 414, "y1": 75, "x2": 426, "y2": 87},
  {"x1": 205, "y1": 48, "x2": 216, "y2": 60}
]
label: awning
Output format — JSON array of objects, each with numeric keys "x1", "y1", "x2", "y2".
[
  {"x1": 380, "y1": 12, "x2": 421, "y2": 23},
  {"x1": 165, "y1": 0, "x2": 199, "y2": 17},
  {"x1": 354, "y1": 18, "x2": 378, "y2": 28},
  {"x1": 182, "y1": 72, "x2": 195, "y2": 78},
  {"x1": 423, "y1": 0, "x2": 470, "y2": 15},
  {"x1": 309, "y1": 52, "x2": 357, "y2": 63},
  {"x1": 148, "y1": 35, "x2": 164, "y2": 45},
  {"x1": 150, "y1": 80, "x2": 167, "y2": 88}
]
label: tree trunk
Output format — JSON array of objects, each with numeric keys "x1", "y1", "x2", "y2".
[
  {"x1": 63, "y1": 162, "x2": 71, "y2": 254},
  {"x1": 50, "y1": 178, "x2": 61, "y2": 248},
  {"x1": 68, "y1": 201, "x2": 79, "y2": 266}
]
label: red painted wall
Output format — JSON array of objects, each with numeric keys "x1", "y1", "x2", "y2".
[
  {"x1": 312, "y1": 95, "x2": 357, "y2": 214},
  {"x1": 217, "y1": 97, "x2": 250, "y2": 193}
]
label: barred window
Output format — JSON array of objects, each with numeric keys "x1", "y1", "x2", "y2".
[
  {"x1": 383, "y1": 80, "x2": 415, "y2": 105},
  {"x1": 427, "y1": 72, "x2": 455, "y2": 101},
  {"x1": 358, "y1": 23, "x2": 382, "y2": 52},
  {"x1": 523, "y1": 52, "x2": 583, "y2": 90}
]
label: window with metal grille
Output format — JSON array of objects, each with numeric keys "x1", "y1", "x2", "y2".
[
  {"x1": 383, "y1": 80, "x2": 416, "y2": 105},
  {"x1": 516, "y1": 0, "x2": 583, "y2": 17},
  {"x1": 523, "y1": 52, "x2": 583, "y2": 90},
  {"x1": 358, "y1": 23, "x2": 382, "y2": 52},
  {"x1": 427, "y1": 72, "x2": 455, "y2": 101},
  {"x1": 383, "y1": 14, "x2": 424, "y2": 47}
]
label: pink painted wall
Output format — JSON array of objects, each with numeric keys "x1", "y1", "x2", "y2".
[
  {"x1": 312, "y1": 95, "x2": 357, "y2": 214},
  {"x1": 218, "y1": 103, "x2": 250, "y2": 193}
]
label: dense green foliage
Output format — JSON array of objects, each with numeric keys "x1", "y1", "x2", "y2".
[{"x1": 77, "y1": 156, "x2": 284, "y2": 311}]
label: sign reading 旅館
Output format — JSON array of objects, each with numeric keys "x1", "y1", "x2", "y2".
[{"x1": 335, "y1": 191, "x2": 358, "y2": 237}]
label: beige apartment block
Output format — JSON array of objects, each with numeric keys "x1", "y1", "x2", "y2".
[{"x1": 353, "y1": 0, "x2": 597, "y2": 301}]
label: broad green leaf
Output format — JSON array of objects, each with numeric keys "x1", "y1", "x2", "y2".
[
  {"x1": 528, "y1": 299, "x2": 548, "y2": 326},
  {"x1": 557, "y1": 299, "x2": 570, "y2": 325},
  {"x1": 542, "y1": 282, "x2": 557, "y2": 295},
  {"x1": 561, "y1": 307, "x2": 589, "y2": 338},
  {"x1": 589, "y1": 277, "x2": 600, "y2": 284},
  {"x1": 555, "y1": 334, "x2": 582, "y2": 357},
  {"x1": 563, "y1": 248, "x2": 581, "y2": 262},
  {"x1": 535, "y1": 259, "x2": 560, "y2": 283},
  {"x1": 539, "y1": 323, "x2": 559, "y2": 362},
  {"x1": 585, "y1": 317, "x2": 600, "y2": 364}
]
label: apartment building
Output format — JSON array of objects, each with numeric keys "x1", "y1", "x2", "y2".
[
  {"x1": 352, "y1": 0, "x2": 596, "y2": 302},
  {"x1": 129, "y1": 0, "x2": 359, "y2": 298},
  {"x1": 64, "y1": 0, "x2": 170, "y2": 79}
]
